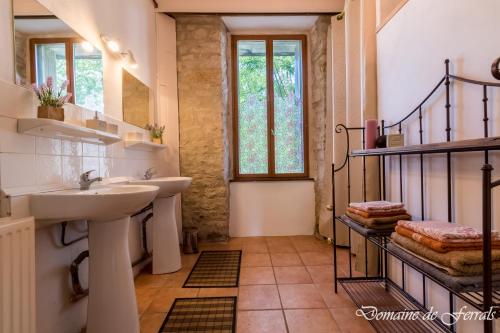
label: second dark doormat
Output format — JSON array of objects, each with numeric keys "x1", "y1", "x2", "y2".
[
  {"x1": 158, "y1": 297, "x2": 237, "y2": 333},
  {"x1": 183, "y1": 250, "x2": 242, "y2": 288}
]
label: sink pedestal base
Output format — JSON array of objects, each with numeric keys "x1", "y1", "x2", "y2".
[
  {"x1": 153, "y1": 196, "x2": 181, "y2": 274},
  {"x1": 87, "y1": 217, "x2": 139, "y2": 333}
]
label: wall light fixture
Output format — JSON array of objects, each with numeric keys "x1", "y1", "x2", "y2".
[
  {"x1": 101, "y1": 35, "x2": 120, "y2": 53},
  {"x1": 121, "y1": 50, "x2": 138, "y2": 69}
]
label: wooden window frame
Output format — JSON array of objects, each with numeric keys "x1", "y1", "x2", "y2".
[
  {"x1": 29, "y1": 37, "x2": 84, "y2": 104},
  {"x1": 231, "y1": 34, "x2": 309, "y2": 181}
]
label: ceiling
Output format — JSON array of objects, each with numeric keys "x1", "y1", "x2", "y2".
[
  {"x1": 222, "y1": 16, "x2": 319, "y2": 33},
  {"x1": 14, "y1": 18, "x2": 75, "y2": 35},
  {"x1": 157, "y1": 0, "x2": 342, "y2": 14}
]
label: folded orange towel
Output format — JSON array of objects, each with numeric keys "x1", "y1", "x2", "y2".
[
  {"x1": 349, "y1": 201, "x2": 404, "y2": 212},
  {"x1": 397, "y1": 220, "x2": 500, "y2": 242},
  {"x1": 347, "y1": 206, "x2": 407, "y2": 218},
  {"x1": 395, "y1": 225, "x2": 500, "y2": 253},
  {"x1": 346, "y1": 211, "x2": 411, "y2": 228}
]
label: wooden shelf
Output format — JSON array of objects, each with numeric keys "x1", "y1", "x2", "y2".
[
  {"x1": 17, "y1": 118, "x2": 121, "y2": 145},
  {"x1": 351, "y1": 136, "x2": 500, "y2": 157},
  {"x1": 124, "y1": 140, "x2": 166, "y2": 151}
]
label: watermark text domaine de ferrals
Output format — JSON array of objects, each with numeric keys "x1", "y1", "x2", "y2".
[{"x1": 356, "y1": 306, "x2": 496, "y2": 326}]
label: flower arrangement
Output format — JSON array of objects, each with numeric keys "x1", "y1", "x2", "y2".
[
  {"x1": 32, "y1": 77, "x2": 72, "y2": 121},
  {"x1": 145, "y1": 123, "x2": 165, "y2": 144},
  {"x1": 32, "y1": 76, "x2": 72, "y2": 108}
]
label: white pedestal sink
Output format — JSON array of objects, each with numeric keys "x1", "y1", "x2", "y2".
[
  {"x1": 129, "y1": 177, "x2": 192, "y2": 274},
  {"x1": 30, "y1": 185, "x2": 159, "y2": 333}
]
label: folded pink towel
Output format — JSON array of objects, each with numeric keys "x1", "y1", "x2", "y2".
[
  {"x1": 349, "y1": 201, "x2": 404, "y2": 212},
  {"x1": 397, "y1": 220, "x2": 500, "y2": 242}
]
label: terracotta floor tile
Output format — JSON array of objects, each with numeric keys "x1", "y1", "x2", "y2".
[
  {"x1": 227, "y1": 237, "x2": 244, "y2": 249},
  {"x1": 134, "y1": 271, "x2": 169, "y2": 289},
  {"x1": 237, "y1": 310, "x2": 287, "y2": 333},
  {"x1": 241, "y1": 253, "x2": 272, "y2": 267},
  {"x1": 242, "y1": 242, "x2": 269, "y2": 253},
  {"x1": 274, "y1": 266, "x2": 312, "y2": 284},
  {"x1": 146, "y1": 287, "x2": 199, "y2": 313},
  {"x1": 299, "y1": 251, "x2": 332, "y2": 266},
  {"x1": 161, "y1": 268, "x2": 191, "y2": 288},
  {"x1": 238, "y1": 285, "x2": 282, "y2": 310},
  {"x1": 292, "y1": 239, "x2": 327, "y2": 252},
  {"x1": 267, "y1": 242, "x2": 297, "y2": 253},
  {"x1": 198, "y1": 242, "x2": 232, "y2": 251},
  {"x1": 139, "y1": 312, "x2": 166, "y2": 333},
  {"x1": 329, "y1": 307, "x2": 376, "y2": 333},
  {"x1": 315, "y1": 284, "x2": 356, "y2": 308},
  {"x1": 241, "y1": 237, "x2": 267, "y2": 245},
  {"x1": 180, "y1": 253, "x2": 200, "y2": 268},
  {"x1": 306, "y1": 265, "x2": 334, "y2": 284},
  {"x1": 240, "y1": 266, "x2": 276, "y2": 285},
  {"x1": 265, "y1": 236, "x2": 291, "y2": 241},
  {"x1": 197, "y1": 288, "x2": 238, "y2": 297},
  {"x1": 289, "y1": 235, "x2": 318, "y2": 242},
  {"x1": 266, "y1": 237, "x2": 297, "y2": 253},
  {"x1": 285, "y1": 309, "x2": 341, "y2": 333},
  {"x1": 136, "y1": 287, "x2": 159, "y2": 315},
  {"x1": 278, "y1": 284, "x2": 326, "y2": 309},
  {"x1": 270, "y1": 252, "x2": 303, "y2": 266}
]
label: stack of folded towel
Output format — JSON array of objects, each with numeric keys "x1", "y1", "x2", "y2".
[
  {"x1": 392, "y1": 220, "x2": 500, "y2": 276},
  {"x1": 345, "y1": 201, "x2": 411, "y2": 229}
]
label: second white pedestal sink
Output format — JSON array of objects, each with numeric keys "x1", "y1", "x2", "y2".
[
  {"x1": 30, "y1": 185, "x2": 159, "y2": 333},
  {"x1": 129, "y1": 177, "x2": 192, "y2": 274}
]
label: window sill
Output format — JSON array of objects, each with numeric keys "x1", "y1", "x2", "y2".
[{"x1": 230, "y1": 177, "x2": 314, "y2": 183}]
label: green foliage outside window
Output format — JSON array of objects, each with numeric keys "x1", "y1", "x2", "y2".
[{"x1": 237, "y1": 41, "x2": 304, "y2": 175}]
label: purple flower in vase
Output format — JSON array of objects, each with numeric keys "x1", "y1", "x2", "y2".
[
  {"x1": 40, "y1": 83, "x2": 48, "y2": 94},
  {"x1": 46, "y1": 76, "x2": 53, "y2": 89},
  {"x1": 60, "y1": 80, "x2": 68, "y2": 91}
]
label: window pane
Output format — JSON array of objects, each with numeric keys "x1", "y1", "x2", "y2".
[
  {"x1": 237, "y1": 40, "x2": 268, "y2": 174},
  {"x1": 73, "y1": 42, "x2": 104, "y2": 112},
  {"x1": 34, "y1": 43, "x2": 67, "y2": 89},
  {"x1": 273, "y1": 40, "x2": 304, "y2": 174}
]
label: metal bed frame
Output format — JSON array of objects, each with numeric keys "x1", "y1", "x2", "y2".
[{"x1": 332, "y1": 59, "x2": 500, "y2": 333}]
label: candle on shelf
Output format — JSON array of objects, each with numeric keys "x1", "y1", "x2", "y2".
[{"x1": 365, "y1": 119, "x2": 378, "y2": 149}]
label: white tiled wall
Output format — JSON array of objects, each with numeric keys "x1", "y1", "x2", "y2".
[
  {"x1": 0, "y1": 80, "x2": 167, "y2": 209},
  {"x1": 0, "y1": 79, "x2": 168, "y2": 333}
]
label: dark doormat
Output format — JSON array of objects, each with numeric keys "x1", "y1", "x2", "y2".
[
  {"x1": 158, "y1": 297, "x2": 237, "y2": 333},
  {"x1": 183, "y1": 251, "x2": 242, "y2": 288}
]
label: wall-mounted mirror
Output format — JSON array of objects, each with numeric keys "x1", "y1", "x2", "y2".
[
  {"x1": 13, "y1": 0, "x2": 104, "y2": 112},
  {"x1": 122, "y1": 68, "x2": 153, "y2": 128}
]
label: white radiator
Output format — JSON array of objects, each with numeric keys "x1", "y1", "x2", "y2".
[{"x1": 0, "y1": 217, "x2": 35, "y2": 333}]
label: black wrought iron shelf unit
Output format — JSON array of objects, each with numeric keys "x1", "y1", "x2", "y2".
[{"x1": 331, "y1": 59, "x2": 500, "y2": 333}]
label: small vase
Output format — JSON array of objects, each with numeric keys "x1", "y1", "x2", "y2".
[
  {"x1": 38, "y1": 106, "x2": 64, "y2": 121},
  {"x1": 152, "y1": 137, "x2": 162, "y2": 144}
]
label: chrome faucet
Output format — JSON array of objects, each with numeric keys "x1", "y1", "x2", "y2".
[
  {"x1": 144, "y1": 167, "x2": 156, "y2": 180},
  {"x1": 79, "y1": 170, "x2": 102, "y2": 190}
]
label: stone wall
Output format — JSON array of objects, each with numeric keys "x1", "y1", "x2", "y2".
[
  {"x1": 14, "y1": 31, "x2": 27, "y2": 85},
  {"x1": 309, "y1": 16, "x2": 332, "y2": 236},
  {"x1": 176, "y1": 15, "x2": 230, "y2": 241}
]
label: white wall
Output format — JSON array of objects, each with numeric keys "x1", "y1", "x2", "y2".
[
  {"x1": 229, "y1": 181, "x2": 315, "y2": 237},
  {"x1": 36, "y1": 0, "x2": 157, "y2": 120},
  {"x1": 0, "y1": 0, "x2": 14, "y2": 81},
  {"x1": 377, "y1": 0, "x2": 500, "y2": 331},
  {"x1": 156, "y1": 13, "x2": 183, "y2": 236}
]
